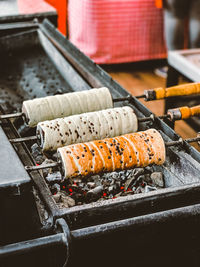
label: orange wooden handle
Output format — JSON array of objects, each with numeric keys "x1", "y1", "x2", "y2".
[
  {"x1": 154, "y1": 83, "x2": 200, "y2": 100},
  {"x1": 180, "y1": 105, "x2": 200, "y2": 119}
]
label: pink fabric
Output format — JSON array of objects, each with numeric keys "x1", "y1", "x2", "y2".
[
  {"x1": 68, "y1": 0, "x2": 167, "y2": 64},
  {"x1": 18, "y1": 0, "x2": 55, "y2": 14}
]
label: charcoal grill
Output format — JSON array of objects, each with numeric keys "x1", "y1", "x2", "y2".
[{"x1": 1, "y1": 20, "x2": 200, "y2": 267}]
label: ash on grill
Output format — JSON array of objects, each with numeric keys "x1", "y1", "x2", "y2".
[{"x1": 31, "y1": 143, "x2": 165, "y2": 208}]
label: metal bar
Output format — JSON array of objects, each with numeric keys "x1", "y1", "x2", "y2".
[
  {"x1": 0, "y1": 233, "x2": 65, "y2": 258},
  {"x1": 138, "y1": 114, "x2": 170, "y2": 123},
  {"x1": 136, "y1": 94, "x2": 145, "y2": 99},
  {"x1": 9, "y1": 136, "x2": 37, "y2": 143},
  {"x1": 0, "y1": 112, "x2": 24, "y2": 120},
  {"x1": 113, "y1": 95, "x2": 132, "y2": 102},
  {"x1": 159, "y1": 114, "x2": 171, "y2": 120},
  {"x1": 113, "y1": 94, "x2": 148, "y2": 101},
  {"x1": 165, "y1": 137, "x2": 200, "y2": 147},
  {"x1": 71, "y1": 203, "x2": 200, "y2": 240},
  {"x1": 25, "y1": 162, "x2": 59, "y2": 172},
  {"x1": 0, "y1": 21, "x2": 38, "y2": 30}
]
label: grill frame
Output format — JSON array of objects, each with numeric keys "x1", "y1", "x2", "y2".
[{"x1": 1, "y1": 19, "x2": 200, "y2": 266}]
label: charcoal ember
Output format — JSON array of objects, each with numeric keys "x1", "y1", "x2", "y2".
[
  {"x1": 107, "y1": 172, "x2": 120, "y2": 180},
  {"x1": 103, "y1": 172, "x2": 121, "y2": 182},
  {"x1": 54, "y1": 192, "x2": 75, "y2": 208},
  {"x1": 87, "y1": 182, "x2": 96, "y2": 189},
  {"x1": 108, "y1": 185, "x2": 114, "y2": 193},
  {"x1": 73, "y1": 193, "x2": 85, "y2": 203},
  {"x1": 108, "y1": 184, "x2": 118, "y2": 194},
  {"x1": 132, "y1": 168, "x2": 145, "y2": 178},
  {"x1": 51, "y1": 183, "x2": 60, "y2": 194},
  {"x1": 118, "y1": 171, "x2": 126, "y2": 181},
  {"x1": 31, "y1": 143, "x2": 45, "y2": 164},
  {"x1": 115, "y1": 192, "x2": 122, "y2": 198},
  {"x1": 90, "y1": 175, "x2": 102, "y2": 186},
  {"x1": 61, "y1": 194, "x2": 75, "y2": 208},
  {"x1": 78, "y1": 182, "x2": 85, "y2": 189},
  {"x1": 46, "y1": 172, "x2": 62, "y2": 183},
  {"x1": 135, "y1": 186, "x2": 145, "y2": 194},
  {"x1": 41, "y1": 159, "x2": 57, "y2": 178},
  {"x1": 108, "y1": 194, "x2": 114, "y2": 199},
  {"x1": 144, "y1": 166, "x2": 153, "y2": 172},
  {"x1": 150, "y1": 172, "x2": 164, "y2": 188},
  {"x1": 124, "y1": 176, "x2": 137, "y2": 191},
  {"x1": 141, "y1": 173, "x2": 152, "y2": 184},
  {"x1": 133, "y1": 175, "x2": 146, "y2": 187},
  {"x1": 145, "y1": 185, "x2": 157, "y2": 193},
  {"x1": 122, "y1": 190, "x2": 134, "y2": 196},
  {"x1": 73, "y1": 178, "x2": 82, "y2": 184},
  {"x1": 54, "y1": 166, "x2": 165, "y2": 206},
  {"x1": 86, "y1": 185, "x2": 103, "y2": 202},
  {"x1": 131, "y1": 186, "x2": 137, "y2": 193},
  {"x1": 51, "y1": 152, "x2": 58, "y2": 161},
  {"x1": 102, "y1": 178, "x2": 112, "y2": 187},
  {"x1": 53, "y1": 192, "x2": 61, "y2": 202}
]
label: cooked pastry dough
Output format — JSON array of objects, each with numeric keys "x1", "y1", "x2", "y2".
[
  {"x1": 57, "y1": 129, "x2": 166, "y2": 179},
  {"x1": 22, "y1": 87, "x2": 113, "y2": 127},
  {"x1": 37, "y1": 106, "x2": 138, "y2": 151}
]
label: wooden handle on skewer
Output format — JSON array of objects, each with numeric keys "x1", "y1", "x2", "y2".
[
  {"x1": 167, "y1": 104, "x2": 200, "y2": 121},
  {"x1": 144, "y1": 82, "x2": 200, "y2": 101}
]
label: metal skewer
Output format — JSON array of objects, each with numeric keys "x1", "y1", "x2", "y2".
[
  {"x1": 0, "y1": 112, "x2": 24, "y2": 120},
  {"x1": 112, "y1": 94, "x2": 144, "y2": 102},
  {"x1": 165, "y1": 136, "x2": 200, "y2": 147},
  {"x1": 138, "y1": 114, "x2": 171, "y2": 123},
  {"x1": 25, "y1": 162, "x2": 60, "y2": 172},
  {"x1": 9, "y1": 136, "x2": 38, "y2": 143}
]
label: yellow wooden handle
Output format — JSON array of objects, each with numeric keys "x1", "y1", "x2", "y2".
[
  {"x1": 154, "y1": 82, "x2": 200, "y2": 100},
  {"x1": 179, "y1": 105, "x2": 200, "y2": 119},
  {"x1": 167, "y1": 104, "x2": 200, "y2": 121}
]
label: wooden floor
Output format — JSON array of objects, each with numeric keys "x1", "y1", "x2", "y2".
[{"x1": 104, "y1": 65, "x2": 199, "y2": 151}]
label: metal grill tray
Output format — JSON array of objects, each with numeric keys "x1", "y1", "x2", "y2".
[{"x1": 1, "y1": 20, "x2": 200, "y2": 230}]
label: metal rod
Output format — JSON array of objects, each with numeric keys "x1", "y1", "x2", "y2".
[
  {"x1": 9, "y1": 136, "x2": 37, "y2": 143},
  {"x1": 71, "y1": 203, "x2": 200, "y2": 240},
  {"x1": 113, "y1": 94, "x2": 145, "y2": 103},
  {"x1": 136, "y1": 94, "x2": 145, "y2": 99},
  {"x1": 165, "y1": 137, "x2": 200, "y2": 147},
  {"x1": 25, "y1": 162, "x2": 60, "y2": 172},
  {"x1": 0, "y1": 233, "x2": 65, "y2": 258},
  {"x1": 138, "y1": 114, "x2": 170, "y2": 123},
  {"x1": 112, "y1": 95, "x2": 132, "y2": 102},
  {"x1": 0, "y1": 112, "x2": 24, "y2": 120}
]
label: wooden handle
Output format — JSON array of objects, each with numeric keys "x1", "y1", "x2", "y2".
[
  {"x1": 154, "y1": 82, "x2": 200, "y2": 100},
  {"x1": 167, "y1": 104, "x2": 200, "y2": 121},
  {"x1": 179, "y1": 105, "x2": 200, "y2": 119}
]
